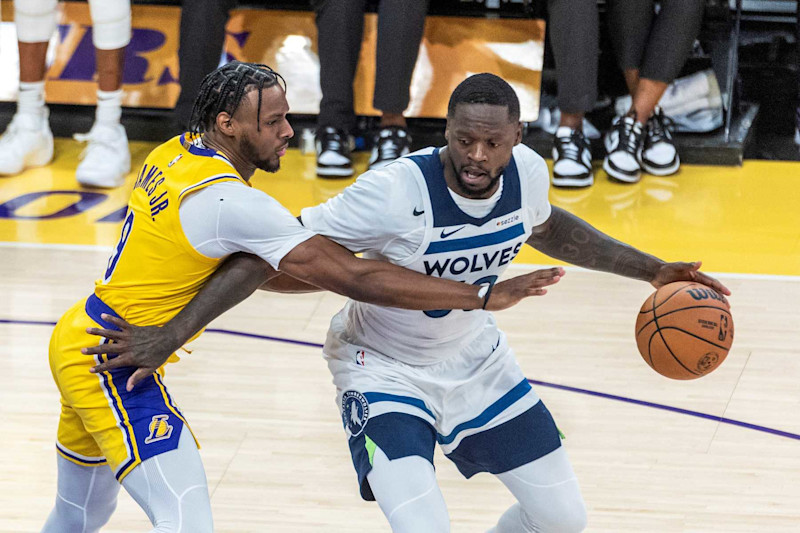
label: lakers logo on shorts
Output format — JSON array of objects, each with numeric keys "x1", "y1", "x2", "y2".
[{"x1": 144, "y1": 414, "x2": 174, "y2": 444}]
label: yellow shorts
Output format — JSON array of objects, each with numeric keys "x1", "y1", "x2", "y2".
[{"x1": 49, "y1": 294, "x2": 195, "y2": 482}]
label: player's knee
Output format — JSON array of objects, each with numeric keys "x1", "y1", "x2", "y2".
[
  {"x1": 85, "y1": 496, "x2": 118, "y2": 531},
  {"x1": 389, "y1": 506, "x2": 450, "y2": 533},
  {"x1": 521, "y1": 496, "x2": 587, "y2": 533},
  {"x1": 44, "y1": 497, "x2": 97, "y2": 533},
  {"x1": 151, "y1": 516, "x2": 212, "y2": 533}
]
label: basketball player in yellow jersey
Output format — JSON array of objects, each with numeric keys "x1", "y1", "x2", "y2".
[{"x1": 43, "y1": 61, "x2": 565, "y2": 533}]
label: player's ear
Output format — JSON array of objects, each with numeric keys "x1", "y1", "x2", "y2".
[
  {"x1": 513, "y1": 120, "x2": 523, "y2": 145},
  {"x1": 215, "y1": 111, "x2": 235, "y2": 137}
]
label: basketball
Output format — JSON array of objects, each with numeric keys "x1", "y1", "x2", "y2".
[{"x1": 635, "y1": 281, "x2": 733, "y2": 380}]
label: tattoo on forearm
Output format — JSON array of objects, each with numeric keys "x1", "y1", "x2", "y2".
[{"x1": 528, "y1": 207, "x2": 662, "y2": 281}]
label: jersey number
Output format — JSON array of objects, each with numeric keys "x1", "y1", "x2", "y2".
[
  {"x1": 103, "y1": 210, "x2": 134, "y2": 283},
  {"x1": 423, "y1": 275, "x2": 498, "y2": 318}
]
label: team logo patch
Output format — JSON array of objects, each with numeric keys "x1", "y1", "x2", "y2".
[
  {"x1": 341, "y1": 391, "x2": 369, "y2": 437},
  {"x1": 144, "y1": 414, "x2": 174, "y2": 444}
]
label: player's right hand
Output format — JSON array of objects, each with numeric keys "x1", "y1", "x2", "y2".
[
  {"x1": 484, "y1": 267, "x2": 564, "y2": 311},
  {"x1": 82, "y1": 314, "x2": 182, "y2": 391}
]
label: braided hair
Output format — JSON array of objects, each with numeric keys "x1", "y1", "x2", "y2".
[
  {"x1": 447, "y1": 73, "x2": 520, "y2": 123},
  {"x1": 189, "y1": 61, "x2": 287, "y2": 134}
]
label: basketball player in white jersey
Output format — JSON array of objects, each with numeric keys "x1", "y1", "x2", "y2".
[
  {"x1": 0, "y1": 0, "x2": 130, "y2": 187},
  {"x1": 44, "y1": 62, "x2": 562, "y2": 533},
  {"x1": 87, "y1": 74, "x2": 730, "y2": 532}
]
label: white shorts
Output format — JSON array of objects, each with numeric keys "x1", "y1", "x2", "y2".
[{"x1": 323, "y1": 312, "x2": 562, "y2": 500}]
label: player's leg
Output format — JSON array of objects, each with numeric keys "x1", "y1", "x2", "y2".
[
  {"x1": 490, "y1": 445, "x2": 586, "y2": 533},
  {"x1": 438, "y1": 338, "x2": 587, "y2": 532},
  {"x1": 41, "y1": 456, "x2": 120, "y2": 532},
  {"x1": 77, "y1": 0, "x2": 132, "y2": 188},
  {"x1": 325, "y1": 330, "x2": 450, "y2": 532},
  {"x1": 42, "y1": 404, "x2": 120, "y2": 533},
  {"x1": 121, "y1": 425, "x2": 213, "y2": 533},
  {"x1": 48, "y1": 298, "x2": 213, "y2": 532},
  {"x1": 0, "y1": 0, "x2": 56, "y2": 175},
  {"x1": 361, "y1": 414, "x2": 449, "y2": 533},
  {"x1": 448, "y1": 401, "x2": 586, "y2": 533}
]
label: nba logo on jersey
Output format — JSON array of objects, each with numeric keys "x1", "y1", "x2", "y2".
[
  {"x1": 144, "y1": 414, "x2": 174, "y2": 444},
  {"x1": 341, "y1": 391, "x2": 369, "y2": 437},
  {"x1": 355, "y1": 350, "x2": 366, "y2": 366}
]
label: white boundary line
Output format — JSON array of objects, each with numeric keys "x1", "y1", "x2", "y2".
[
  {"x1": 2, "y1": 241, "x2": 798, "y2": 281},
  {"x1": 0, "y1": 241, "x2": 112, "y2": 252},
  {"x1": 503, "y1": 263, "x2": 800, "y2": 282}
]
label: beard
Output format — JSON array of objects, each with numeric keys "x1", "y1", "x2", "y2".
[
  {"x1": 450, "y1": 158, "x2": 505, "y2": 198},
  {"x1": 239, "y1": 134, "x2": 280, "y2": 173}
]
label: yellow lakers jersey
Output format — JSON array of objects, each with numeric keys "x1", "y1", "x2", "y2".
[{"x1": 94, "y1": 134, "x2": 249, "y2": 332}]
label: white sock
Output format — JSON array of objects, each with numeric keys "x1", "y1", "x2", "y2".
[
  {"x1": 18, "y1": 81, "x2": 46, "y2": 117},
  {"x1": 95, "y1": 89, "x2": 123, "y2": 127}
]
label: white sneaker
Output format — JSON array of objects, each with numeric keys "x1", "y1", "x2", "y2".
[
  {"x1": 551, "y1": 127, "x2": 593, "y2": 188},
  {"x1": 316, "y1": 126, "x2": 354, "y2": 177},
  {"x1": 368, "y1": 126, "x2": 411, "y2": 171},
  {"x1": 603, "y1": 115, "x2": 644, "y2": 183},
  {"x1": 0, "y1": 111, "x2": 54, "y2": 175},
  {"x1": 641, "y1": 107, "x2": 680, "y2": 176},
  {"x1": 74, "y1": 123, "x2": 131, "y2": 188}
]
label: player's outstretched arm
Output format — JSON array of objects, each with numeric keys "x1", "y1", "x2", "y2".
[
  {"x1": 278, "y1": 235, "x2": 564, "y2": 311},
  {"x1": 527, "y1": 206, "x2": 730, "y2": 295},
  {"x1": 85, "y1": 240, "x2": 562, "y2": 390},
  {"x1": 84, "y1": 252, "x2": 275, "y2": 389}
]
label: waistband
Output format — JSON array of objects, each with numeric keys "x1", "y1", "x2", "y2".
[{"x1": 85, "y1": 293, "x2": 122, "y2": 331}]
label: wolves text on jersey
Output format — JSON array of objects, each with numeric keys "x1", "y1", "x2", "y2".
[{"x1": 423, "y1": 241, "x2": 523, "y2": 277}]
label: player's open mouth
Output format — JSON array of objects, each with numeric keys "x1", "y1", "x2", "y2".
[
  {"x1": 277, "y1": 145, "x2": 288, "y2": 157},
  {"x1": 461, "y1": 168, "x2": 488, "y2": 185}
]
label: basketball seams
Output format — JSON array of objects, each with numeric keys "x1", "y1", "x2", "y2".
[
  {"x1": 649, "y1": 292, "x2": 701, "y2": 377},
  {"x1": 652, "y1": 282, "x2": 705, "y2": 311},
  {"x1": 656, "y1": 326, "x2": 731, "y2": 352},
  {"x1": 636, "y1": 305, "x2": 732, "y2": 336}
]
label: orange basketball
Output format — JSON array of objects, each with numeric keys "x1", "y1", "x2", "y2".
[{"x1": 635, "y1": 281, "x2": 733, "y2": 380}]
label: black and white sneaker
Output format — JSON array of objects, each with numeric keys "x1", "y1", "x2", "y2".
[
  {"x1": 551, "y1": 126, "x2": 593, "y2": 188},
  {"x1": 641, "y1": 107, "x2": 680, "y2": 176},
  {"x1": 603, "y1": 114, "x2": 644, "y2": 183},
  {"x1": 368, "y1": 126, "x2": 411, "y2": 171},
  {"x1": 316, "y1": 126, "x2": 354, "y2": 177}
]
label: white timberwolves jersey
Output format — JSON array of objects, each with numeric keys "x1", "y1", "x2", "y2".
[{"x1": 302, "y1": 145, "x2": 552, "y2": 365}]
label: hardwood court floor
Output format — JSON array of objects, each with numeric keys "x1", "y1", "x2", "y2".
[{"x1": 1, "y1": 140, "x2": 799, "y2": 531}]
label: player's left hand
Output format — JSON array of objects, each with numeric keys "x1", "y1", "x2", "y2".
[
  {"x1": 651, "y1": 260, "x2": 731, "y2": 298},
  {"x1": 83, "y1": 314, "x2": 182, "y2": 391}
]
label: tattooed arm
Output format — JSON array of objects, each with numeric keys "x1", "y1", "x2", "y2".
[
  {"x1": 527, "y1": 206, "x2": 731, "y2": 294},
  {"x1": 528, "y1": 206, "x2": 663, "y2": 281}
]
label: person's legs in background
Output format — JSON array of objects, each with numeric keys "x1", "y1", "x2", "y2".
[
  {"x1": 368, "y1": 0, "x2": 429, "y2": 170},
  {"x1": 633, "y1": 0, "x2": 705, "y2": 176},
  {"x1": 0, "y1": 0, "x2": 57, "y2": 176},
  {"x1": 314, "y1": 0, "x2": 366, "y2": 177},
  {"x1": 603, "y1": 0, "x2": 653, "y2": 183},
  {"x1": 604, "y1": 0, "x2": 705, "y2": 181},
  {"x1": 174, "y1": 0, "x2": 237, "y2": 133},
  {"x1": 547, "y1": 0, "x2": 598, "y2": 188}
]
